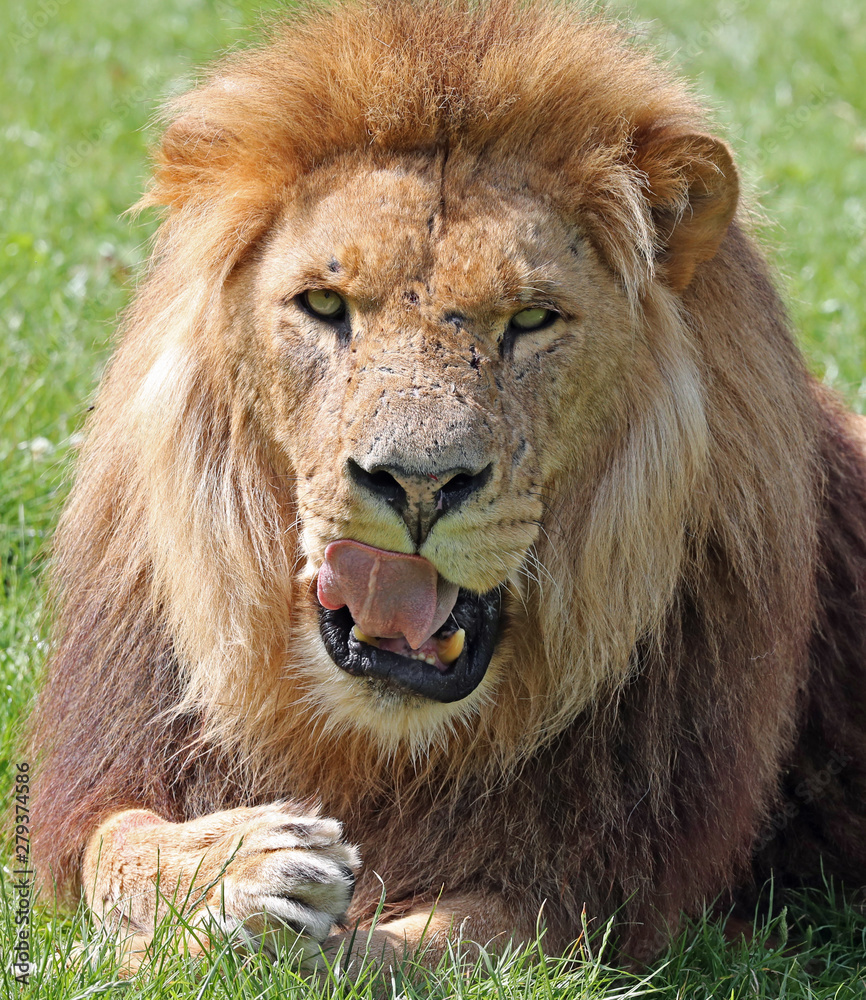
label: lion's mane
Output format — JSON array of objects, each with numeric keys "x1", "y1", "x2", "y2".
[{"x1": 29, "y1": 0, "x2": 866, "y2": 954}]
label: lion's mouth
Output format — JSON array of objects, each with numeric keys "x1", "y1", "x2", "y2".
[{"x1": 315, "y1": 540, "x2": 502, "y2": 702}]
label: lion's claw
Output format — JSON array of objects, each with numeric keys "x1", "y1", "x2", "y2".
[{"x1": 203, "y1": 806, "x2": 360, "y2": 955}]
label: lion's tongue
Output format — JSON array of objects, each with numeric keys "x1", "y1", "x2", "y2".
[{"x1": 317, "y1": 540, "x2": 459, "y2": 650}]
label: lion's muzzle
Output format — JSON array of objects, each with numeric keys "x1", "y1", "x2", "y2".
[
  {"x1": 346, "y1": 458, "x2": 493, "y2": 546},
  {"x1": 316, "y1": 540, "x2": 502, "y2": 702}
]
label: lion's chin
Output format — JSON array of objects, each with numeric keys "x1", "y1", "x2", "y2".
[{"x1": 317, "y1": 587, "x2": 503, "y2": 703}]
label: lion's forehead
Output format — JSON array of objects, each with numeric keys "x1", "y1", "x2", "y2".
[{"x1": 271, "y1": 158, "x2": 579, "y2": 315}]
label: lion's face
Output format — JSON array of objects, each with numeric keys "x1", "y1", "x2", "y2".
[
  {"x1": 224, "y1": 152, "x2": 634, "y2": 718},
  {"x1": 50, "y1": 0, "x2": 744, "y2": 759}
]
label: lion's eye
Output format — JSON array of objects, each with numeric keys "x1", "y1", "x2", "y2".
[
  {"x1": 509, "y1": 307, "x2": 556, "y2": 332},
  {"x1": 300, "y1": 289, "x2": 347, "y2": 322}
]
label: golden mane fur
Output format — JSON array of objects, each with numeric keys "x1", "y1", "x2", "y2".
[
  {"x1": 71, "y1": 0, "x2": 768, "y2": 750},
  {"x1": 28, "y1": 0, "x2": 866, "y2": 963}
]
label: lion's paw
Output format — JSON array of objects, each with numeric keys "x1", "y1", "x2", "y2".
[{"x1": 200, "y1": 805, "x2": 359, "y2": 959}]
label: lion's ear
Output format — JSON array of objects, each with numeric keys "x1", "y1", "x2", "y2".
[
  {"x1": 636, "y1": 132, "x2": 739, "y2": 292},
  {"x1": 141, "y1": 114, "x2": 232, "y2": 214},
  {"x1": 138, "y1": 78, "x2": 290, "y2": 217},
  {"x1": 136, "y1": 82, "x2": 290, "y2": 270}
]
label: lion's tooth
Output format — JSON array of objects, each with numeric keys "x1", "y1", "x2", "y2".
[
  {"x1": 352, "y1": 625, "x2": 380, "y2": 647},
  {"x1": 436, "y1": 628, "x2": 465, "y2": 665}
]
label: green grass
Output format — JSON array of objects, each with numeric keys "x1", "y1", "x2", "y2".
[
  {"x1": 1, "y1": 880, "x2": 865, "y2": 998},
  {"x1": 1, "y1": 0, "x2": 865, "y2": 996}
]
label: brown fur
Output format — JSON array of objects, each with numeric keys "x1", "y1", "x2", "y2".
[{"x1": 28, "y1": 0, "x2": 866, "y2": 969}]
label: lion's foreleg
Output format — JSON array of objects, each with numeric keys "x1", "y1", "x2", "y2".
[{"x1": 82, "y1": 804, "x2": 359, "y2": 969}]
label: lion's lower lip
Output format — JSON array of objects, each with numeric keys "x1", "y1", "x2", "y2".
[{"x1": 317, "y1": 587, "x2": 503, "y2": 703}]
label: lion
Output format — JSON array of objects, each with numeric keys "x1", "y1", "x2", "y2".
[{"x1": 26, "y1": 0, "x2": 866, "y2": 973}]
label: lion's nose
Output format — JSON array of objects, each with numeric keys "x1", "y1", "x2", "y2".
[{"x1": 347, "y1": 458, "x2": 492, "y2": 543}]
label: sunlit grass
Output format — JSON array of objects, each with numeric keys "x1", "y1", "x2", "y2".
[{"x1": 1, "y1": 874, "x2": 864, "y2": 998}]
